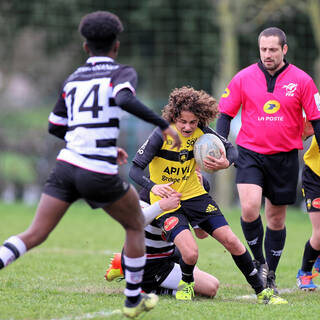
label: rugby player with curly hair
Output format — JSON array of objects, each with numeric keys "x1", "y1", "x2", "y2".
[{"x1": 129, "y1": 86, "x2": 287, "y2": 304}]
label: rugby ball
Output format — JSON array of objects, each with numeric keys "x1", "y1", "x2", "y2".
[{"x1": 194, "y1": 133, "x2": 226, "y2": 173}]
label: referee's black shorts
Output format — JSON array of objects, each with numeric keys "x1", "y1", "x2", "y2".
[
  {"x1": 43, "y1": 160, "x2": 130, "y2": 209},
  {"x1": 235, "y1": 146, "x2": 299, "y2": 205}
]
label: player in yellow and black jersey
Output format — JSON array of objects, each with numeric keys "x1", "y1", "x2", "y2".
[
  {"x1": 296, "y1": 120, "x2": 320, "y2": 290},
  {"x1": 131, "y1": 121, "x2": 234, "y2": 213},
  {"x1": 129, "y1": 86, "x2": 287, "y2": 304}
]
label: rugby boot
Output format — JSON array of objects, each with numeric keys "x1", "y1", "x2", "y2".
[
  {"x1": 296, "y1": 269, "x2": 318, "y2": 291},
  {"x1": 175, "y1": 280, "x2": 195, "y2": 300},
  {"x1": 257, "y1": 288, "x2": 288, "y2": 304},
  {"x1": 123, "y1": 293, "x2": 158, "y2": 318},
  {"x1": 105, "y1": 253, "x2": 124, "y2": 281},
  {"x1": 313, "y1": 256, "x2": 320, "y2": 273},
  {"x1": 266, "y1": 270, "x2": 279, "y2": 294},
  {"x1": 253, "y1": 260, "x2": 268, "y2": 288}
]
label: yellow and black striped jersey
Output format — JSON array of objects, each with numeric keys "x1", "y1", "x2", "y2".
[
  {"x1": 304, "y1": 136, "x2": 320, "y2": 177},
  {"x1": 130, "y1": 124, "x2": 237, "y2": 216},
  {"x1": 148, "y1": 125, "x2": 206, "y2": 204}
]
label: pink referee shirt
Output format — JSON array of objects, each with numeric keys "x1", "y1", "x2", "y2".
[{"x1": 219, "y1": 63, "x2": 320, "y2": 154}]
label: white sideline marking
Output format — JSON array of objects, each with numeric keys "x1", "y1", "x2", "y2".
[
  {"x1": 235, "y1": 288, "x2": 296, "y2": 300},
  {"x1": 277, "y1": 288, "x2": 296, "y2": 294},
  {"x1": 235, "y1": 294, "x2": 256, "y2": 300},
  {"x1": 51, "y1": 309, "x2": 122, "y2": 320}
]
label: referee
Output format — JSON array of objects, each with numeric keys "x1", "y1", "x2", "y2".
[{"x1": 217, "y1": 27, "x2": 320, "y2": 294}]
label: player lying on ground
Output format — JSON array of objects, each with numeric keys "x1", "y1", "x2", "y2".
[
  {"x1": 105, "y1": 193, "x2": 219, "y2": 298},
  {"x1": 129, "y1": 86, "x2": 288, "y2": 304}
]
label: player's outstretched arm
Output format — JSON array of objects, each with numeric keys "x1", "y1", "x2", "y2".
[
  {"x1": 115, "y1": 89, "x2": 181, "y2": 148},
  {"x1": 141, "y1": 195, "x2": 180, "y2": 226},
  {"x1": 162, "y1": 126, "x2": 181, "y2": 149}
]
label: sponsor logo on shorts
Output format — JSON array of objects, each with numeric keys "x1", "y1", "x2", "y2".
[
  {"x1": 155, "y1": 275, "x2": 161, "y2": 282},
  {"x1": 263, "y1": 100, "x2": 280, "y2": 114},
  {"x1": 206, "y1": 204, "x2": 217, "y2": 213},
  {"x1": 164, "y1": 216, "x2": 179, "y2": 231},
  {"x1": 312, "y1": 198, "x2": 320, "y2": 209}
]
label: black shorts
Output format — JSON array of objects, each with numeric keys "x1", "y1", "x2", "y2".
[
  {"x1": 302, "y1": 165, "x2": 320, "y2": 212},
  {"x1": 121, "y1": 251, "x2": 177, "y2": 293},
  {"x1": 235, "y1": 146, "x2": 299, "y2": 205},
  {"x1": 43, "y1": 160, "x2": 130, "y2": 209},
  {"x1": 158, "y1": 194, "x2": 228, "y2": 242}
]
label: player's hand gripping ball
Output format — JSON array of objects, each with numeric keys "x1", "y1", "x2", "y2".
[{"x1": 194, "y1": 134, "x2": 226, "y2": 173}]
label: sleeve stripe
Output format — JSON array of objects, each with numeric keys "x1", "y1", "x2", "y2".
[
  {"x1": 48, "y1": 112, "x2": 68, "y2": 126},
  {"x1": 113, "y1": 82, "x2": 136, "y2": 97}
]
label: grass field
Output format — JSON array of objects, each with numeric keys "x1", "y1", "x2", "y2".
[{"x1": 0, "y1": 201, "x2": 319, "y2": 320}]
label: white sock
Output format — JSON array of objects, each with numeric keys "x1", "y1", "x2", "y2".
[
  {"x1": 123, "y1": 254, "x2": 146, "y2": 298},
  {"x1": 0, "y1": 236, "x2": 27, "y2": 268}
]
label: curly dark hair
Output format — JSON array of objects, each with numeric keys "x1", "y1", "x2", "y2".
[
  {"x1": 79, "y1": 11, "x2": 124, "y2": 54},
  {"x1": 162, "y1": 86, "x2": 219, "y2": 127}
]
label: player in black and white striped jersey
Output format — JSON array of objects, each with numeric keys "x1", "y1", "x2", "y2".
[{"x1": 0, "y1": 11, "x2": 181, "y2": 319}]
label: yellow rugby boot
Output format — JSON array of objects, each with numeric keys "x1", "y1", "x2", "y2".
[
  {"x1": 175, "y1": 280, "x2": 195, "y2": 300},
  {"x1": 257, "y1": 288, "x2": 288, "y2": 305},
  {"x1": 123, "y1": 293, "x2": 159, "y2": 318}
]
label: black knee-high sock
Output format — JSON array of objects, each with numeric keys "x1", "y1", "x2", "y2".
[
  {"x1": 264, "y1": 227, "x2": 286, "y2": 272},
  {"x1": 241, "y1": 216, "x2": 265, "y2": 264},
  {"x1": 179, "y1": 257, "x2": 195, "y2": 283},
  {"x1": 301, "y1": 240, "x2": 320, "y2": 272},
  {"x1": 232, "y1": 249, "x2": 264, "y2": 294}
]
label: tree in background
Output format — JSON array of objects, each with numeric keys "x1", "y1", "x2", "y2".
[
  {"x1": 211, "y1": 0, "x2": 319, "y2": 208},
  {"x1": 0, "y1": 0, "x2": 318, "y2": 203}
]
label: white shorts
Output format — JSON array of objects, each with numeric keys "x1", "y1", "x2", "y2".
[{"x1": 160, "y1": 262, "x2": 182, "y2": 289}]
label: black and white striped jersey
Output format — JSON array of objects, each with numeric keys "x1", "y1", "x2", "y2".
[
  {"x1": 49, "y1": 56, "x2": 138, "y2": 174},
  {"x1": 139, "y1": 200, "x2": 175, "y2": 260}
]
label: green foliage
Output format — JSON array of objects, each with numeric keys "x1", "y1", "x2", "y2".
[
  {"x1": 0, "y1": 105, "x2": 52, "y2": 185},
  {"x1": 0, "y1": 0, "x2": 318, "y2": 194},
  {"x1": 0, "y1": 202, "x2": 319, "y2": 320},
  {"x1": 2, "y1": 106, "x2": 49, "y2": 133},
  {"x1": 0, "y1": 152, "x2": 36, "y2": 184}
]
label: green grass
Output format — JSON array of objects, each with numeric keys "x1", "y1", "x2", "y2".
[{"x1": 0, "y1": 201, "x2": 319, "y2": 320}]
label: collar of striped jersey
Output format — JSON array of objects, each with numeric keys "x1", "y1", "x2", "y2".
[{"x1": 86, "y1": 56, "x2": 115, "y2": 64}]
